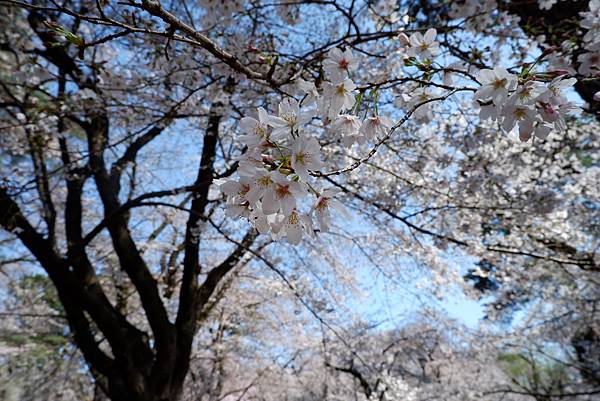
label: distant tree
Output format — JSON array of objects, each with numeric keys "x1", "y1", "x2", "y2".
[{"x1": 1, "y1": 1, "x2": 598, "y2": 400}]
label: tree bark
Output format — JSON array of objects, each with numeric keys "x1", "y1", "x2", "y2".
[{"x1": 0, "y1": 10, "x2": 260, "y2": 401}]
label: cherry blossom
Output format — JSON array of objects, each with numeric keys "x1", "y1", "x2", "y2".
[
  {"x1": 290, "y1": 136, "x2": 325, "y2": 181},
  {"x1": 580, "y1": 0, "x2": 600, "y2": 42},
  {"x1": 539, "y1": 76, "x2": 577, "y2": 105},
  {"x1": 296, "y1": 78, "x2": 320, "y2": 105},
  {"x1": 474, "y1": 68, "x2": 518, "y2": 106},
  {"x1": 323, "y1": 48, "x2": 359, "y2": 82},
  {"x1": 322, "y1": 78, "x2": 357, "y2": 118},
  {"x1": 271, "y1": 210, "x2": 314, "y2": 244},
  {"x1": 502, "y1": 104, "x2": 536, "y2": 139},
  {"x1": 331, "y1": 114, "x2": 363, "y2": 147},
  {"x1": 262, "y1": 172, "x2": 307, "y2": 216},
  {"x1": 400, "y1": 87, "x2": 437, "y2": 120},
  {"x1": 359, "y1": 115, "x2": 394, "y2": 141},
  {"x1": 239, "y1": 107, "x2": 273, "y2": 146},
  {"x1": 507, "y1": 80, "x2": 546, "y2": 105},
  {"x1": 478, "y1": 101, "x2": 501, "y2": 121},
  {"x1": 249, "y1": 207, "x2": 271, "y2": 233},
  {"x1": 267, "y1": 98, "x2": 314, "y2": 136},
  {"x1": 246, "y1": 169, "x2": 277, "y2": 205},
  {"x1": 538, "y1": 0, "x2": 559, "y2": 10},
  {"x1": 577, "y1": 51, "x2": 600, "y2": 76},
  {"x1": 313, "y1": 188, "x2": 348, "y2": 232},
  {"x1": 215, "y1": 176, "x2": 253, "y2": 217},
  {"x1": 407, "y1": 28, "x2": 439, "y2": 59}
]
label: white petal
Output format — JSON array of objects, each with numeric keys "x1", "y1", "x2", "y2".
[
  {"x1": 424, "y1": 28, "x2": 437, "y2": 43},
  {"x1": 478, "y1": 69, "x2": 495, "y2": 84},
  {"x1": 240, "y1": 117, "x2": 258, "y2": 134},
  {"x1": 280, "y1": 195, "x2": 297, "y2": 216},
  {"x1": 262, "y1": 191, "x2": 279, "y2": 215},
  {"x1": 257, "y1": 107, "x2": 269, "y2": 122}
]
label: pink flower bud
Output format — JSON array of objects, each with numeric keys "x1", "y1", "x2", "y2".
[{"x1": 398, "y1": 33, "x2": 410, "y2": 46}]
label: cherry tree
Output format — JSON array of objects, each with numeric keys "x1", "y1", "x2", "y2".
[{"x1": 0, "y1": 1, "x2": 598, "y2": 400}]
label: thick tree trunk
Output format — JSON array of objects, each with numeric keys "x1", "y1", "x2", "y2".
[
  {"x1": 4, "y1": 9, "x2": 254, "y2": 401},
  {"x1": 105, "y1": 371, "x2": 180, "y2": 401}
]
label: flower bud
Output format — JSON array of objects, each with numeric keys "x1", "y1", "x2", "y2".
[{"x1": 398, "y1": 33, "x2": 410, "y2": 46}]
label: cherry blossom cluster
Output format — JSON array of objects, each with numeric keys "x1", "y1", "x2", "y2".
[
  {"x1": 447, "y1": 0, "x2": 524, "y2": 34},
  {"x1": 218, "y1": 24, "x2": 585, "y2": 243},
  {"x1": 367, "y1": 373, "x2": 417, "y2": 401},
  {"x1": 215, "y1": 48, "x2": 408, "y2": 243},
  {"x1": 449, "y1": 0, "x2": 496, "y2": 16},
  {"x1": 214, "y1": 101, "x2": 339, "y2": 245},
  {"x1": 368, "y1": 0, "x2": 409, "y2": 30},
  {"x1": 578, "y1": 0, "x2": 600, "y2": 76},
  {"x1": 318, "y1": 48, "x2": 395, "y2": 147},
  {"x1": 391, "y1": 29, "x2": 441, "y2": 121},
  {"x1": 449, "y1": 0, "x2": 569, "y2": 15},
  {"x1": 398, "y1": 28, "x2": 440, "y2": 60},
  {"x1": 474, "y1": 67, "x2": 577, "y2": 141}
]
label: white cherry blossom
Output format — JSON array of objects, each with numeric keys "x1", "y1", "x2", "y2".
[
  {"x1": 290, "y1": 136, "x2": 324, "y2": 181},
  {"x1": 246, "y1": 169, "x2": 277, "y2": 205},
  {"x1": 271, "y1": 210, "x2": 314, "y2": 244},
  {"x1": 407, "y1": 28, "x2": 439, "y2": 58},
  {"x1": 296, "y1": 78, "x2": 320, "y2": 105},
  {"x1": 539, "y1": 76, "x2": 577, "y2": 105},
  {"x1": 313, "y1": 188, "x2": 348, "y2": 232},
  {"x1": 267, "y1": 98, "x2": 314, "y2": 136},
  {"x1": 262, "y1": 172, "x2": 307, "y2": 216},
  {"x1": 322, "y1": 78, "x2": 356, "y2": 118},
  {"x1": 239, "y1": 107, "x2": 272, "y2": 146},
  {"x1": 474, "y1": 67, "x2": 518, "y2": 106},
  {"x1": 215, "y1": 176, "x2": 251, "y2": 205},
  {"x1": 580, "y1": 0, "x2": 600, "y2": 42},
  {"x1": 538, "y1": 0, "x2": 558, "y2": 10},
  {"x1": 249, "y1": 208, "x2": 271, "y2": 233},
  {"x1": 401, "y1": 87, "x2": 437, "y2": 120},
  {"x1": 359, "y1": 115, "x2": 394, "y2": 141},
  {"x1": 577, "y1": 51, "x2": 600, "y2": 75},
  {"x1": 502, "y1": 104, "x2": 536, "y2": 140},
  {"x1": 331, "y1": 114, "x2": 363, "y2": 147},
  {"x1": 323, "y1": 48, "x2": 359, "y2": 82},
  {"x1": 507, "y1": 80, "x2": 545, "y2": 105},
  {"x1": 533, "y1": 123, "x2": 553, "y2": 140},
  {"x1": 478, "y1": 101, "x2": 501, "y2": 121},
  {"x1": 237, "y1": 147, "x2": 267, "y2": 176}
]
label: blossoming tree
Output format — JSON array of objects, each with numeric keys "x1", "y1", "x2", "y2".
[{"x1": 0, "y1": 0, "x2": 598, "y2": 400}]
